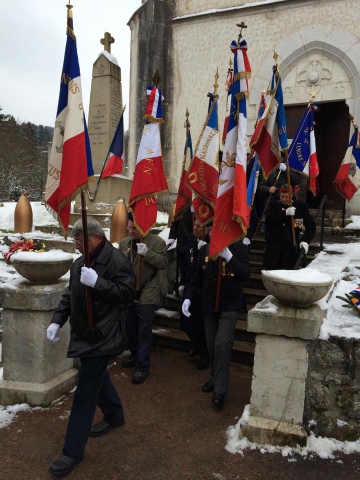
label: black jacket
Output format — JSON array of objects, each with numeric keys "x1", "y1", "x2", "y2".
[
  {"x1": 168, "y1": 209, "x2": 193, "y2": 253},
  {"x1": 52, "y1": 240, "x2": 135, "y2": 358},
  {"x1": 185, "y1": 242, "x2": 250, "y2": 315}
]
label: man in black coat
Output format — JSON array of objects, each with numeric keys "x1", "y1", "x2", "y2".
[
  {"x1": 167, "y1": 208, "x2": 193, "y2": 284},
  {"x1": 263, "y1": 183, "x2": 316, "y2": 270},
  {"x1": 47, "y1": 219, "x2": 135, "y2": 477},
  {"x1": 182, "y1": 233, "x2": 250, "y2": 408},
  {"x1": 179, "y1": 219, "x2": 209, "y2": 369}
]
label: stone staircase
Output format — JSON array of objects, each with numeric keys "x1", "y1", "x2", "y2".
[{"x1": 152, "y1": 234, "x2": 321, "y2": 366}]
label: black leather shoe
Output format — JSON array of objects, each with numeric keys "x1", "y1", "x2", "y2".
[
  {"x1": 197, "y1": 359, "x2": 210, "y2": 370},
  {"x1": 212, "y1": 392, "x2": 225, "y2": 407},
  {"x1": 121, "y1": 356, "x2": 136, "y2": 368},
  {"x1": 49, "y1": 454, "x2": 84, "y2": 476},
  {"x1": 202, "y1": 380, "x2": 214, "y2": 393},
  {"x1": 132, "y1": 371, "x2": 149, "y2": 384},
  {"x1": 89, "y1": 419, "x2": 125, "y2": 437},
  {"x1": 188, "y1": 348, "x2": 199, "y2": 358}
]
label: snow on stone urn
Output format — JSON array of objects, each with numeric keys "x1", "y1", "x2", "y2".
[
  {"x1": 261, "y1": 268, "x2": 333, "y2": 307},
  {"x1": 12, "y1": 250, "x2": 74, "y2": 284}
]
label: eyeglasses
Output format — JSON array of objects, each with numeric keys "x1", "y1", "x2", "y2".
[{"x1": 72, "y1": 237, "x2": 85, "y2": 245}]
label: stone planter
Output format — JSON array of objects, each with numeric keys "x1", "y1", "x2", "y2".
[
  {"x1": 261, "y1": 268, "x2": 333, "y2": 307},
  {"x1": 12, "y1": 250, "x2": 73, "y2": 284}
]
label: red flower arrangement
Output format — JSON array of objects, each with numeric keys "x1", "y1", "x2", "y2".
[{"x1": 3, "y1": 238, "x2": 46, "y2": 263}]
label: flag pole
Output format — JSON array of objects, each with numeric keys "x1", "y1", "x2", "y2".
[
  {"x1": 81, "y1": 190, "x2": 95, "y2": 344},
  {"x1": 90, "y1": 105, "x2": 126, "y2": 202}
]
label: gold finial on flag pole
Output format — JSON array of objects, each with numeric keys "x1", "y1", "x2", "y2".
[
  {"x1": 213, "y1": 68, "x2": 219, "y2": 96},
  {"x1": 236, "y1": 21, "x2": 247, "y2": 44},
  {"x1": 185, "y1": 108, "x2": 190, "y2": 129},
  {"x1": 152, "y1": 69, "x2": 161, "y2": 87}
]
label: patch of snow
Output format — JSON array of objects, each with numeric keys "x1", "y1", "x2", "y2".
[
  {"x1": 0, "y1": 202, "x2": 58, "y2": 230},
  {"x1": 13, "y1": 250, "x2": 73, "y2": 262},
  {"x1": 345, "y1": 215, "x2": 360, "y2": 230},
  {"x1": 0, "y1": 403, "x2": 32, "y2": 429},
  {"x1": 253, "y1": 295, "x2": 278, "y2": 314},
  {"x1": 226, "y1": 405, "x2": 360, "y2": 459},
  {"x1": 262, "y1": 268, "x2": 332, "y2": 285}
]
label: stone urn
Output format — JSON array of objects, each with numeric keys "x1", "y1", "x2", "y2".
[
  {"x1": 261, "y1": 268, "x2": 333, "y2": 307},
  {"x1": 12, "y1": 250, "x2": 74, "y2": 284}
]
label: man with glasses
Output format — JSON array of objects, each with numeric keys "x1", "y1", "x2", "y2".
[
  {"x1": 47, "y1": 219, "x2": 135, "y2": 476},
  {"x1": 119, "y1": 212, "x2": 167, "y2": 384}
]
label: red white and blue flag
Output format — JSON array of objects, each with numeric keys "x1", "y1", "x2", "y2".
[
  {"x1": 101, "y1": 111, "x2": 125, "y2": 178},
  {"x1": 334, "y1": 125, "x2": 360, "y2": 201},
  {"x1": 174, "y1": 124, "x2": 193, "y2": 221},
  {"x1": 288, "y1": 104, "x2": 319, "y2": 195},
  {"x1": 222, "y1": 62, "x2": 234, "y2": 144},
  {"x1": 187, "y1": 91, "x2": 220, "y2": 226},
  {"x1": 255, "y1": 91, "x2": 266, "y2": 129},
  {"x1": 128, "y1": 85, "x2": 169, "y2": 236},
  {"x1": 250, "y1": 65, "x2": 287, "y2": 179},
  {"x1": 44, "y1": 7, "x2": 93, "y2": 232},
  {"x1": 210, "y1": 39, "x2": 251, "y2": 258}
]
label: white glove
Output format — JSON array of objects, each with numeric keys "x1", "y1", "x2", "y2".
[
  {"x1": 182, "y1": 299, "x2": 191, "y2": 317},
  {"x1": 242, "y1": 237, "x2": 251, "y2": 246},
  {"x1": 279, "y1": 163, "x2": 287, "y2": 172},
  {"x1": 80, "y1": 267, "x2": 98, "y2": 288},
  {"x1": 178, "y1": 285, "x2": 185, "y2": 296},
  {"x1": 166, "y1": 238, "x2": 175, "y2": 247},
  {"x1": 197, "y1": 239, "x2": 207, "y2": 250},
  {"x1": 219, "y1": 247, "x2": 233, "y2": 263},
  {"x1": 47, "y1": 323, "x2": 60, "y2": 343},
  {"x1": 137, "y1": 243, "x2": 148, "y2": 256},
  {"x1": 300, "y1": 241, "x2": 309, "y2": 254},
  {"x1": 286, "y1": 207, "x2": 296, "y2": 216}
]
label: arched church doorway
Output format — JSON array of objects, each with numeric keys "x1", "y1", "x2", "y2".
[{"x1": 285, "y1": 101, "x2": 350, "y2": 209}]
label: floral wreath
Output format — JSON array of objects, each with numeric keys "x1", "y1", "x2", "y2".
[
  {"x1": 337, "y1": 286, "x2": 360, "y2": 318},
  {"x1": 3, "y1": 238, "x2": 46, "y2": 263}
]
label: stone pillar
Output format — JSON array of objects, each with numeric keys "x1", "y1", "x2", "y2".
[
  {"x1": 0, "y1": 281, "x2": 77, "y2": 407},
  {"x1": 241, "y1": 296, "x2": 325, "y2": 447}
]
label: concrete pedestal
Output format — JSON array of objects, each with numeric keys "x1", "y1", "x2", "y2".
[
  {"x1": 242, "y1": 296, "x2": 325, "y2": 447},
  {"x1": 0, "y1": 281, "x2": 77, "y2": 407}
]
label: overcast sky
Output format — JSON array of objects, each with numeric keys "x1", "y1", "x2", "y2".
[{"x1": 0, "y1": 0, "x2": 142, "y2": 128}]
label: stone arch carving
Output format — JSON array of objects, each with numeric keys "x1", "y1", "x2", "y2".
[{"x1": 250, "y1": 26, "x2": 360, "y2": 123}]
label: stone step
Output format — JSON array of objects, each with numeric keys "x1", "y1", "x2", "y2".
[
  {"x1": 152, "y1": 325, "x2": 255, "y2": 366},
  {"x1": 154, "y1": 308, "x2": 256, "y2": 343}
]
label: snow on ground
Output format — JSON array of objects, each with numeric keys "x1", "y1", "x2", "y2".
[
  {"x1": 226, "y1": 405, "x2": 360, "y2": 460},
  {"x1": 0, "y1": 202, "x2": 58, "y2": 230},
  {"x1": 346, "y1": 215, "x2": 360, "y2": 229}
]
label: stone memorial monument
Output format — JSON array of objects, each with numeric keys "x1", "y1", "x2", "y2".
[{"x1": 73, "y1": 32, "x2": 132, "y2": 220}]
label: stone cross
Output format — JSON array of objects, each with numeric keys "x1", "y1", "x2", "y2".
[{"x1": 100, "y1": 32, "x2": 115, "y2": 53}]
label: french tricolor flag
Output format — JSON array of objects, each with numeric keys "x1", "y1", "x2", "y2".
[
  {"x1": 209, "y1": 39, "x2": 251, "y2": 258},
  {"x1": 250, "y1": 66, "x2": 287, "y2": 179},
  {"x1": 44, "y1": 7, "x2": 93, "y2": 232},
  {"x1": 101, "y1": 112, "x2": 125, "y2": 178},
  {"x1": 288, "y1": 104, "x2": 319, "y2": 195},
  {"x1": 334, "y1": 125, "x2": 360, "y2": 201},
  {"x1": 128, "y1": 85, "x2": 168, "y2": 236}
]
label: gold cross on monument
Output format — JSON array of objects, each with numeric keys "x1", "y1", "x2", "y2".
[
  {"x1": 236, "y1": 21, "x2": 247, "y2": 44},
  {"x1": 100, "y1": 32, "x2": 115, "y2": 53}
]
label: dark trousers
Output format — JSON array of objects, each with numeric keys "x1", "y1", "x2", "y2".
[
  {"x1": 180, "y1": 299, "x2": 209, "y2": 361},
  {"x1": 63, "y1": 355, "x2": 124, "y2": 459},
  {"x1": 125, "y1": 303, "x2": 156, "y2": 372},
  {"x1": 204, "y1": 311, "x2": 238, "y2": 395}
]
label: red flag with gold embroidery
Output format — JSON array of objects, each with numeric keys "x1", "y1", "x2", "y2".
[{"x1": 128, "y1": 83, "x2": 169, "y2": 236}]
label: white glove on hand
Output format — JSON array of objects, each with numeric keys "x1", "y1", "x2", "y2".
[
  {"x1": 80, "y1": 267, "x2": 98, "y2": 288},
  {"x1": 197, "y1": 239, "x2": 207, "y2": 250},
  {"x1": 178, "y1": 285, "x2": 185, "y2": 296},
  {"x1": 166, "y1": 238, "x2": 175, "y2": 247},
  {"x1": 300, "y1": 241, "x2": 309, "y2": 254},
  {"x1": 219, "y1": 247, "x2": 233, "y2": 263},
  {"x1": 137, "y1": 243, "x2": 148, "y2": 256},
  {"x1": 286, "y1": 206, "x2": 296, "y2": 216},
  {"x1": 47, "y1": 323, "x2": 60, "y2": 343},
  {"x1": 182, "y1": 299, "x2": 191, "y2": 317},
  {"x1": 279, "y1": 163, "x2": 287, "y2": 172},
  {"x1": 242, "y1": 237, "x2": 251, "y2": 246}
]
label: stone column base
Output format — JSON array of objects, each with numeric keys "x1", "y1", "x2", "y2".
[
  {"x1": 0, "y1": 368, "x2": 78, "y2": 407},
  {"x1": 241, "y1": 415, "x2": 307, "y2": 448}
]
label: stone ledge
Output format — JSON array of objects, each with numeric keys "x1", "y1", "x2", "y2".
[
  {"x1": 0, "y1": 281, "x2": 68, "y2": 311},
  {"x1": 248, "y1": 297, "x2": 325, "y2": 340},
  {"x1": 0, "y1": 368, "x2": 78, "y2": 407},
  {"x1": 241, "y1": 415, "x2": 307, "y2": 447}
]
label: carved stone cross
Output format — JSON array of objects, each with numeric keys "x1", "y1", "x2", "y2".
[{"x1": 100, "y1": 32, "x2": 115, "y2": 53}]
